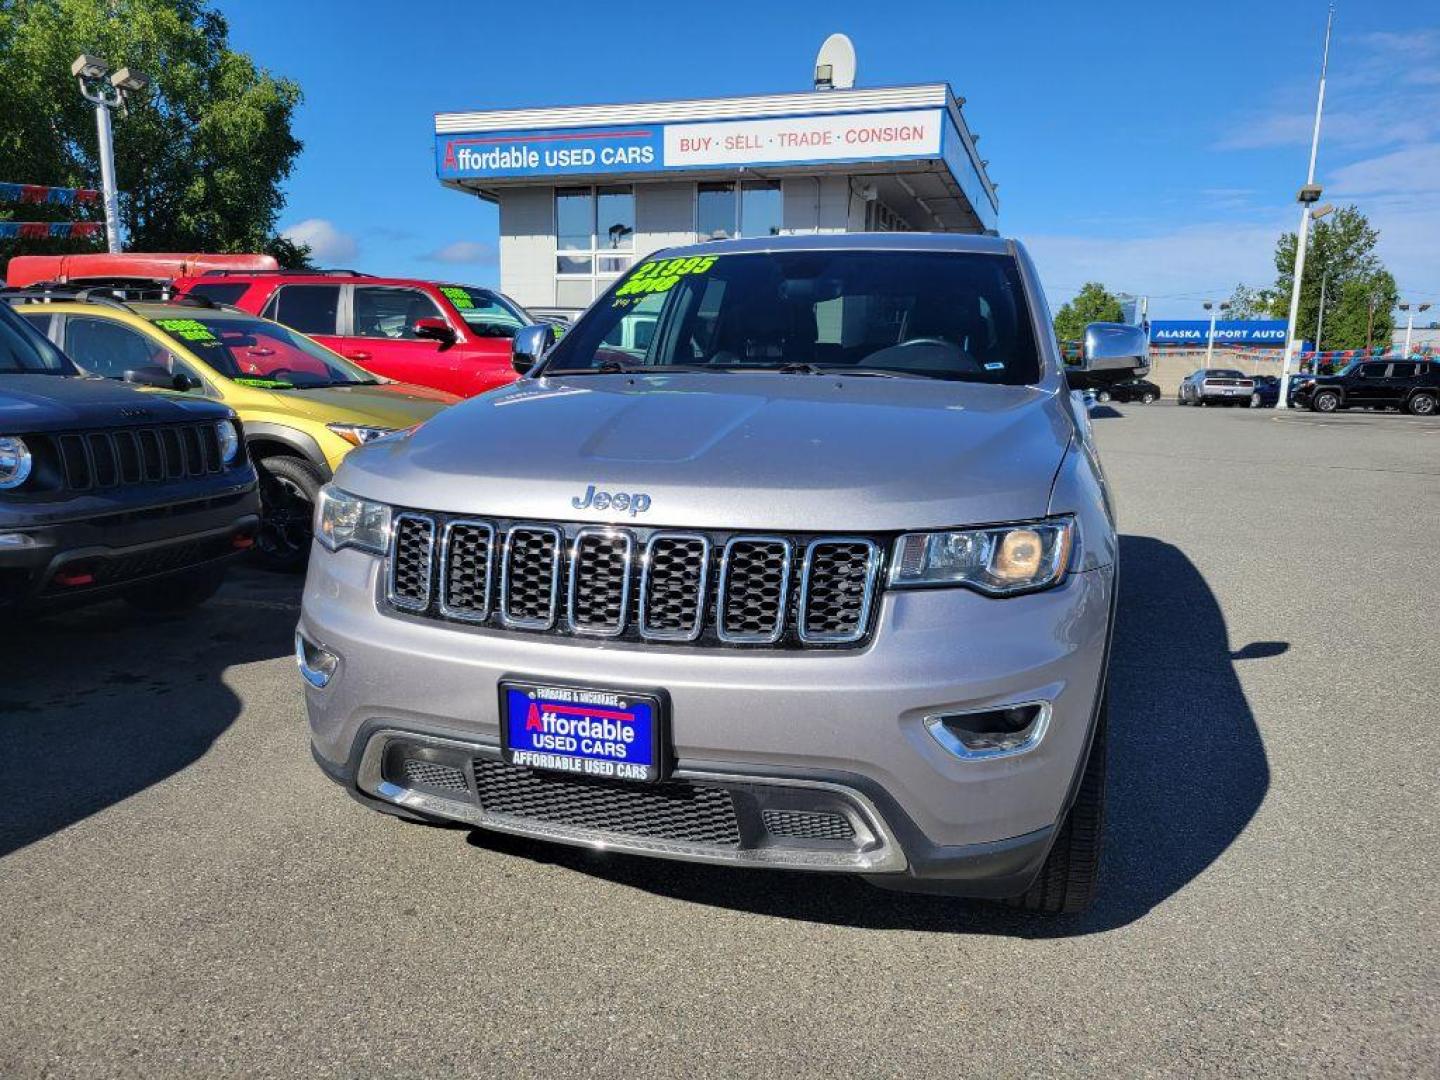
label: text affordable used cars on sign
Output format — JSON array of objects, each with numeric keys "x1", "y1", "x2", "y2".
[{"x1": 435, "y1": 108, "x2": 945, "y2": 179}]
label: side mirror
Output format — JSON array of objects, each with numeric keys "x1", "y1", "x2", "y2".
[
  {"x1": 512, "y1": 323, "x2": 556, "y2": 375},
  {"x1": 413, "y1": 317, "x2": 456, "y2": 346},
  {"x1": 1065, "y1": 322, "x2": 1149, "y2": 391},
  {"x1": 172, "y1": 372, "x2": 201, "y2": 392},
  {"x1": 123, "y1": 365, "x2": 174, "y2": 389}
]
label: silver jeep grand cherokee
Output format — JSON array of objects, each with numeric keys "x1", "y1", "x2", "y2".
[{"x1": 298, "y1": 234, "x2": 1146, "y2": 914}]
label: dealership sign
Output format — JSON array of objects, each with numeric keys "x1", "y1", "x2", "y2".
[
  {"x1": 437, "y1": 108, "x2": 946, "y2": 180},
  {"x1": 1149, "y1": 320, "x2": 1291, "y2": 347}
]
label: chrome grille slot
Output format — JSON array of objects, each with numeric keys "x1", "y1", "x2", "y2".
[
  {"x1": 717, "y1": 536, "x2": 792, "y2": 644},
  {"x1": 387, "y1": 513, "x2": 436, "y2": 611},
  {"x1": 500, "y1": 525, "x2": 561, "y2": 629},
  {"x1": 639, "y1": 533, "x2": 710, "y2": 641},
  {"x1": 567, "y1": 529, "x2": 633, "y2": 636},
  {"x1": 439, "y1": 520, "x2": 494, "y2": 621},
  {"x1": 799, "y1": 539, "x2": 880, "y2": 644}
]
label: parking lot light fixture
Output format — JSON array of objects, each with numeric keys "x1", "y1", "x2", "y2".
[
  {"x1": 1400, "y1": 302, "x2": 1431, "y2": 356},
  {"x1": 1277, "y1": 6, "x2": 1334, "y2": 411},
  {"x1": 1203, "y1": 301, "x2": 1230, "y2": 366},
  {"x1": 71, "y1": 52, "x2": 149, "y2": 253}
]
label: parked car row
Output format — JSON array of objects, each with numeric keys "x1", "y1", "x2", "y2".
[{"x1": 1169, "y1": 362, "x2": 1440, "y2": 415}]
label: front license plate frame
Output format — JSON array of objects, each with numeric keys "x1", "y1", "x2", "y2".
[{"x1": 498, "y1": 678, "x2": 668, "y2": 783}]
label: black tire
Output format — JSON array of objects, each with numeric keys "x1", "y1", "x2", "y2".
[
  {"x1": 255, "y1": 455, "x2": 326, "y2": 573},
  {"x1": 1140, "y1": 392, "x2": 1156, "y2": 405},
  {"x1": 1407, "y1": 391, "x2": 1438, "y2": 417},
  {"x1": 1312, "y1": 390, "x2": 1341, "y2": 413},
  {"x1": 1006, "y1": 698, "x2": 1107, "y2": 915},
  {"x1": 124, "y1": 564, "x2": 226, "y2": 613}
]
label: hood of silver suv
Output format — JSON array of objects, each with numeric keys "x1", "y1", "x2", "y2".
[{"x1": 335, "y1": 373, "x2": 1074, "y2": 532}]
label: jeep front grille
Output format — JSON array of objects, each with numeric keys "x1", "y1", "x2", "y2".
[
  {"x1": 382, "y1": 514, "x2": 884, "y2": 649},
  {"x1": 38, "y1": 422, "x2": 226, "y2": 493}
]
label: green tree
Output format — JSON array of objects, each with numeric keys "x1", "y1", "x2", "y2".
[
  {"x1": 1053, "y1": 282, "x2": 1124, "y2": 343},
  {"x1": 1268, "y1": 205, "x2": 1397, "y2": 350},
  {"x1": 0, "y1": 0, "x2": 305, "y2": 267},
  {"x1": 1226, "y1": 282, "x2": 1279, "y2": 320}
]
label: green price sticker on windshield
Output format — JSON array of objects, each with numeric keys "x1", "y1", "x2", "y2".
[
  {"x1": 154, "y1": 317, "x2": 217, "y2": 343},
  {"x1": 232, "y1": 376, "x2": 296, "y2": 389},
  {"x1": 440, "y1": 286, "x2": 474, "y2": 309},
  {"x1": 611, "y1": 255, "x2": 718, "y2": 307}
]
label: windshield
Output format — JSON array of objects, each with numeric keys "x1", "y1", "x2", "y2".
[
  {"x1": 438, "y1": 285, "x2": 529, "y2": 339},
  {"x1": 150, "y1": 315, "x2": 377, "y2": 388},
  {"x1": 541, "y1": 250, "x2": 1041, "y2": 384},
  {"x1": 1205, "y1": 370, "x2": 1246, "y2": 379},
  {"x1": 0, "y1": 304, "x2": 74, "y2": 375}
]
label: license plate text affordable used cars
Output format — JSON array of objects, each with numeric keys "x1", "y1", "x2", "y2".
[{"x1": 501, "y1": 683, "x2": 662, "y2": 782}]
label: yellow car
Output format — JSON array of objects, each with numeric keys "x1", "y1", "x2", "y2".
[{"x1": 15, "y1": 296, "x2": 458, "y2": 569}]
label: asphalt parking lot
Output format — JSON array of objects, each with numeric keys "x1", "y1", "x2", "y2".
[{"x1": 3, "y1": 402, "x2": 1437, "y2": 1078}]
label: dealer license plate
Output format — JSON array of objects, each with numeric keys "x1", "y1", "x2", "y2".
[{"x1": 500, "y1": 681, "x2": 664, "y2": 782}]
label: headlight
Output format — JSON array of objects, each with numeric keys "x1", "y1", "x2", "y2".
[
  {"x1": 316, "y1": 485, "x2": 392, "y2": 554},
  {"x1": 327, "y1": 423, "x2": 396, "y2": 448},
  {"x1": 889, "y1": 518, "x2": 1074, "y2": 596},
  {"x1": 214, "y1": 419, "x2": 241, "y2": 464},
  {"x1": 0, "y1": 436, "x2": 33, "y2": 490}
]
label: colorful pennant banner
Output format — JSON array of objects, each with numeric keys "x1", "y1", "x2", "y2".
[
  {"x1": 0, "y1": 182, "x2": 101, "y2": 206},
  {"x1": 0, "y1": 221, "x2": 105, "y2": 239}
]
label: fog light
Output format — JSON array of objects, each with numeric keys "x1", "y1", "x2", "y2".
[
  {"x1": 295, "y1": 631, "x2": 339, "y2": 688},
  {"x1": 925, "y1": 702, "x2": 1050, "y2": 760}
]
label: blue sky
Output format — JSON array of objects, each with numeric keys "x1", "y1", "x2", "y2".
[{"x1": 224, "y1": 0, "x2": 1439, "y2": 320}]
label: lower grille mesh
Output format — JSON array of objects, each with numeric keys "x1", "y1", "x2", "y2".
[
  {"x1": 472, "y1": 759, "x2": 742, "y2": 847},
  {"x1": 762, "y1": 808, "x2": 856, "y2": 841}
]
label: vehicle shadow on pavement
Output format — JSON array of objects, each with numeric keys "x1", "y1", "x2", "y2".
[
  {"x1": 468, "y1": 534, "x2": 1273, "y2": 936},
  {"x1": 0, "y1": 573, "x2": 298, "y2": 860}
]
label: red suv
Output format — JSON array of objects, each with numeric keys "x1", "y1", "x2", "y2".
[{"x1": 175, "y1": 271, "x2": 537, "y2": 398}]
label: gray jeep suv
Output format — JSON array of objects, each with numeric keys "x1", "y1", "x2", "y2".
[{"x1": 298, "y1": 234, "x2": 1143, "y2": 913}]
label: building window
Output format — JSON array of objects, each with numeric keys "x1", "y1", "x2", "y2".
[
  {"x1": 740, "y1": 180, "x2": 782, "y2": 237},
  {"x1": 696, "y1": 180, "x2": 782, "y2": 241},
  {"x1": 555, "y1": 185, "x2": 635, "y2": 304},
  {"x1": 697, "y1": 182, "x2": 737, "y2": 241},
  {"x1": 864, "y1": 199, "x2": 911, "y2": 232}
]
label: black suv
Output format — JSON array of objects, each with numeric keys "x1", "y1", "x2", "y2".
[
  {"x1": 1292, "y1": 359, "x2": 1440, "y2": 416},
  {"x1": 0, "y1": 301, "x2": 260, "y2": 612}
]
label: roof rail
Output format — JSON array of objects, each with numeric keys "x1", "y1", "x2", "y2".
[
  {"x1": 199, "y1": 267, "x2": 371, "y2": 278},
  {"x1": 0, "y1": 285, "x2": 136, "y2": 313}
]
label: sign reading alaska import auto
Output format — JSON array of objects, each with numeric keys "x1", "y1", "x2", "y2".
[
  {"x1": 1149, "y1": 320, "x2": 1291, "y2": 347},
  {"x1": 436, "y1": 108, "x2": 945, "y2": 180}
]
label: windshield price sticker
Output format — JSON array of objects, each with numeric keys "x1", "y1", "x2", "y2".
[
  {"x1": 611, "y1": 255, "x2": 718, "y2": 307},
  {"x1": 233, "y1": 376, "x2": 295, "y2": 389},
  {"x1": 439, "y1": 286, "x2": 474, "y2": 309},
  {"x1": 154, "y1": 317, "x2": 217, "y2": 343}
]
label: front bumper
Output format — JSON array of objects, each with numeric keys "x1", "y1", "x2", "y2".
[
  {"x1": 300, "y1": 546, "x2": 1114, "y2": 894},
  {"x1": 0, "y1": 476, "x2": 260, "y2": 608}
]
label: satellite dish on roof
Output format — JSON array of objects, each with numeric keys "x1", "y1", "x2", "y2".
[{"x1": 814, "y1": 33, "x2": 857, "y2": 91}]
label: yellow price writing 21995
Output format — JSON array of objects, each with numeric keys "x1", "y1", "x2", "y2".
[{"x1": 611, "y1": 255, "x2": 719, "y2": 305}]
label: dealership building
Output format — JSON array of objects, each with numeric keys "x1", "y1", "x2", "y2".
[{"x1": 433, "y1": 82, "x2": 998, "y2": 314}]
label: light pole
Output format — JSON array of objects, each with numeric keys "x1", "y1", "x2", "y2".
[
  {"x1": 1399, "y1": 302, "x2": 1431, "y2": 356},
  {"x1": 70, "y1": 54, "x2": 148, "y2": 254},
  {"x1": 1277, "y1": 5, "x2": 1334, "y2": 410},
  {"x1": 1202, "y1": 300, "x2": 1230, "y2": 365},
  {"x1": 1314, "y1": 268, "x2": 1329, "y2": 360}
]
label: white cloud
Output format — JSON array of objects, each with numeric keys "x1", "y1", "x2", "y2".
[
  {"x1": 420, "y1": 240, "x2": 496, "y2": 265},
  {"x1": 280, "y1": 218, "x2": 358, "y2": 263}
]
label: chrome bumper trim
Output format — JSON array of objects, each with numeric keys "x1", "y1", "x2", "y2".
[{"x1": 355, "y1": 728, "x2": 908, "y2": 874}]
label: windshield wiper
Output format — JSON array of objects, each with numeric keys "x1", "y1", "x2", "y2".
[{"x1": 764, "y1": 363, "x2": 922, "y2": 380}]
